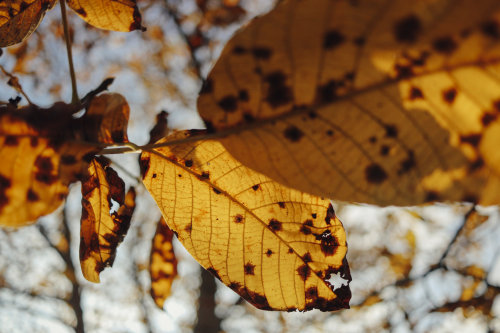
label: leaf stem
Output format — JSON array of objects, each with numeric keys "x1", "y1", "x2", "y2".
[{"x1": 60, "y1": 0, "x2": 79, "y2": 104}]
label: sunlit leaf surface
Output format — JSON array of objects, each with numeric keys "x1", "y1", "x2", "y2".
[
  {"x1": 0, "y1": 0, "x2": 56, "y2": 47},
  {"x1": 149, "y1": 217, "x2": 178, "y2": 309},
  {"x1": 141, "y1": 131, "x2": 351, "y2": 311},
  {"x1": 198, "y1": 0, "x2": 500, "y2": 206},
  {"x1": 0, "y1": 103, "x2": 95, "y2": 226},
  {"x1": 67, "y1": 0, "x2": 145, "y2": 32}
]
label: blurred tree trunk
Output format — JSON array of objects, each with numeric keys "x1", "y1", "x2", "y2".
[{"x1": 194, "y1": 269, "x2": 221, "y2": 333}]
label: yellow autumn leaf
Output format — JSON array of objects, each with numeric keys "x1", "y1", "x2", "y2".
[
  {"x1": 80, "y1": 156, "x2": 136, "y2": 282},
  {"x1": 67, "y1": 0, "x2": 145, "y2": 32},
  {"x1": 0, "y1": 103, "x2": 96, "y2": 226},
  {"x1": 197, "y1": 0, "x2": 500, "y2": 206},
  {"x1": 0, "y1": 0, "x2": 56, "y2": 47},
  {"x1": 83, "y1": 93, "x2": 130, "y2": 143},
  {"x1": 149, "y1": 217, "x2": 178, "y2": 309},
  {"x1": 141, "y1": 131, "x2": 350, "y2": 311}
]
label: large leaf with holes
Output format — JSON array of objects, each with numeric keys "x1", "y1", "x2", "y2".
[
  {"x1": 141, "y1": 131, "x2": 350, "y2": 311},
  {"x1": 80, "y1": 156, "x2": 136, "y2": 282},
  {"x1": 0, "y1": 0, "x2": 56, "y2": 47},
  {"x1": 197, "y1": 0, "x2": 500, "y2": 206}
]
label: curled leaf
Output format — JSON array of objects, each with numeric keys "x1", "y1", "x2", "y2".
[
  {"x1": 83, "y1": 93, "x2": 130, "y2": 144},
  {"x1": 141, "y1": 131, "x2": 351, "y2": 311},
  {"x1": 150, "y1": 217, "x2": 178, "y2": 309},
  {"x1": 80, "y1": 156, "x2": 135, "y2": 282},
  {"x1": 0, "y1": 0, "x2": 56, "y2": 47},
  {"x1": 67, "y1": 0, "x2": 145, "y2": 32},
  {"x1": 197, "y1": 0, "x2": 500, "y2": 206}
]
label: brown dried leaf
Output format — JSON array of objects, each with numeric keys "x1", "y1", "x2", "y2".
[
  {"x1": 149, "y1": 217, "x2": 178, "y2": 309},
  {"x1": 80, "y1": 156, "x2": 135, "y2": 282},
  {"x1": 0, "y1": 103, "x2": 96, "y2": 226},
  {"x1": 0, "y1": 0, "x2": 56, "y2": 47},
  {"x1": 141, "y1": 131, "x2": 350, "y2": 312},
  {"x1": 83, "y1": 93, "x2": 130, "y2": 144},
  {"x1": 67, "y1": 0, "x2": 145, "y2": 32},
  {"x1": 197, "y1": 0, "x2": 500, "y2": 206}
]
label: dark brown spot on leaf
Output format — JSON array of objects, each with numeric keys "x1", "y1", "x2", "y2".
[
  {"x1": 238, "y1": 90, "x2": 249, "y2": 101},
  {"x1": 481, "y1": 20, "x2": 500, "y2": 39},
  {"x1": 268, "y1": 218, "x2": 282, "y2": 231},
  {"x1": 61, "y1": 155, "x2": 77, "y2": 164},
  {"x1": 252, "y1": 184, "x2": 260, "y2": 191},
  {"x1": 369, "y1": 136, "x2": 377, "y2": 143},
  {"x1": 30, "y1": 137, "x2": 38, "y2": 147},
  {"x1": 460, "y1": 134, "x2": 482, "y2": 147},
  {"x1": 398, "y1": 150, "x2": 416, "y2": 175},
  {"x1": 265, "y1": 249, "x2": 273, "y2": 257},
  {"x1": 318, "y1": 80, "x2": 340, "y2": 103},
  {"x1": 443, "y1": 88, "x2": 457, "y2": 104},
  {"x1": 232, "y1": 45, "x2": 246, "y2": 54},
  {"x1": 365, "y1": 163, "x2": 388, "y2": 184},
  {"x1": 305, "y1": 287, "x2": 318, "y2": 299},
  {"x1": 394, "y1": 15, "x2": 421, "y2": 42},
  {"x1": 234, "y1": 214, "x2": 244, "y2": 223},
  {"x1": 409, "y1": 86, "x2": 424, "y2": 100},
  {"x1": 152, "y1": 173, "x2": 157, "y2": 179},
  {"x1": 207, "y1": 267, "x2": 221, "y2": 281},
  {"x1": 493, "y1": 99, "x2": 500, "y2": 112},
  {"x1": 277, "y1": 201, "x2": 285, "y2": 208},
  {"x1": 244, "y1": 262, "x2": 255, "y2": 275},
  {"x1": 297, "y1": 264, "x2": 311, "y2": 281},
  {"x1": 184, "y1": 159, "x2": 193, "y2": 167},
  {"x1": 316, "y1": 230, "x2": 338, "y2": 256},
  {"x1": 481, "y1": 113, "x2": 497, "y2": 127},
  {"x1": 27, "y1": 189, "x2": 39, "y2": 202},
  {"x1": 0, "y1": 175, "x2": 11, "y2": 209},
  {"x1": 300, "y1": 224, "x2": 312, "y2": 235},
  {"x1": 469, "y1": 157, "x2": 484, "y2": 171},
  {"x1": 353, "y1": 36, "x2": 365, "y2": 46},
  {"x1": 425, "y1": 191, "x2": 440, "y2": 202},
  {"x1": 303, "y1": 252, "x2": 312, "y2": 263},
  {"x1": 432, "y1": 36, "x2": 457, "y2": 54},
  {"x1": 200, "y1": 171, "x2": 210, "y2": 179},
  {"x1": 213, "y1": 187, "x2": 222, "y2": 194},
  {"x1": 325, "y1": 204, "x2": 335, "y2": 225},
  {"x1": 288, "y1": 248, "x2": 294, "y2": 254},
  {"x1": 252, "y1": 47, "x2": 272, "y2": 60},
  {"x1": 218, "y1": 95, "x2": 238, "y2": 112},
  {"x1": 4, "y1": 136, "x2": 18, "y2": 146},
  {"x1": 385, "y1": 124, "x2": 398, "y2": 138},
  {"x1": 140, "y1": 156, "x2": 150, "y2": 178},
  {"x1": 311, "y1": 213, "x2": 317, "y2": 219},
  {"x1": 394, "y1": 64, "x2": 414, "y2": 79},
  {"x1": 323, "y1": 30, "x2": 345, "y2": 49},
  {"x1": 264, "y1": 71, "x2": 293, "y2": 107},
  {"x1": 380, "y1": 145, "x2": 390, "y2": 156},
  {"x1": 74, "y1": 7, "x2": 87, "y2": 17},
  {"x1": 283, "y1": 125, "x2": 304, "y2": 142}
]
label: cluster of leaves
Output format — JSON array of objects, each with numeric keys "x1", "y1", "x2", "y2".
[{"x1": 1, "y1": 0, "x2": 500, "y2": 318}]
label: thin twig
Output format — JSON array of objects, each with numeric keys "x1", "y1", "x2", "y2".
[
  {"x1": 60, "y1": 0, "x2": 79, "y2": 104},
  {"x1": 0, "y1": 65, "x2": 33, "y2": 104}
]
